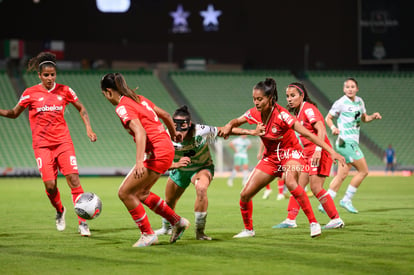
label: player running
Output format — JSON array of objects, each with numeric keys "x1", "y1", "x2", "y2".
[
  {"x1": 321, "y1": 77, "x2": 381, "y2": 214},
  {"x1": 218, "y1": 77, "x2": 345, "y2": 238},
  {"x1": 100, "y1": 73, "x2": 189, "y2": 247},
  {"x1": 273, "y1": 82, "x2": 344, "y2": 229}
]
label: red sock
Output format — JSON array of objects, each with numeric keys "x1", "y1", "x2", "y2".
[
  {"x1": 71, "y1": 186, "x2": 86, "y2": 223},
  {"x1": 143, "y1": 192, "x2": 180, "y2": 226},
  {"x1": 278, "y1": 179, "x2": 285, "y2": 195},
  {"x1": 128, "y1": 204, "x2": 154, "y2": 234},
  {"x1": 316, "y1": 189, "x2": 339, "y2": 219},
  {"x1": 239, "y1": 200, "x2": 253, "y2": 230},
  {"x1": 290, "y1": 185, "x2": 317, "y2": 224},
  {"x1": 287, "y1": 196, "x2": 300, "y2": 220},
  {"x1": 265, "y1": 184, "x2": 271, "y2": 190},
  {"x1": 46, "y1": 188, "x2": 64, "y2": 213}
]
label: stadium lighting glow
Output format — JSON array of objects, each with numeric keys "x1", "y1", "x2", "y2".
[{"x1": 96, "y1": 0, "x2": 130, "y2": 13}]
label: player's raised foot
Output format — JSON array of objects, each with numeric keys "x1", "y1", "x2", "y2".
[
  {"x1": 322, "y1": 218, "x2": 345, "y2": 229},
  {"x1": 272, "y1": 219, "x2": 297, "y2": 229},
  {"x1": 133, "y1": 233, "x2": 158, "y2": 247},
  {"x1": 318, "y1": 204, "x2": 326, "y2": 214},
  {"x1": 262, "y1": 189, "x2": 272, "y2": 199},
  {"x1": 170, "y1": 217, "x2": 190, "y2": 243},
  {"x1": 196, "y1": 229, "x2": 212, "y2": 241},
  {"x1": 78, "y1": 221, "x2": 91, "y2": 237},
  {"x1": 55, "y1": 207, "x2": 66, "y2": 231},
  {"x1": 233, "y1": 229, "x2": 255, "y2": 238},
  {"x1": 310, "y1": 222, "x2": 322, "y2": 238},
  {"x1": 340, "y1": 200, "x2": 359, "y2": 214},
  {"x1": 154, "y1": 226, "x2": 172, "y2": 236}
]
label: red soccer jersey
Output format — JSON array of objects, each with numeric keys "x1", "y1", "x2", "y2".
[
  {"x1": 244, "y1": 103, "x2": 303, "y2": 157},
  {"x1": 18, "y1": 83, "x2": 77, "y2": 149},
  {"x1": 296, "y1": 102, "x2": 332, "y2": 157},
  {"x1": 115, "y1": 95, "x2": 171, "y2": 155}
]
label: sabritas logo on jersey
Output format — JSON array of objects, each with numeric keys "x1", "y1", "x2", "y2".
[
  {"x1": 36, "y1": 105, "x2": 64, "y2": 112},
  {"x1": 278, "y1": 111, "x2": 293, "y2": 124}
]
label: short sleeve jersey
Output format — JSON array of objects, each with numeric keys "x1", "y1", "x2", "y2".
[
  {"x1": 231, "y1": 136, "x2": 252, "y2": 158},
  {"x1": 18, "y1": 83, "x2": 77, "y2": 149},
  {"x1": 244, "y1": 103, "x2": 302, "y2": 157},
  {"x1": 329, "y1": 95, "x2": 366, "y2": 144},
  {"x1": 172, "y1": 124, "x2": 217, "y2": 172},
  {"x1": 115, "y1": 95, "x2": 170, "y2": 154},
  {"x1": 296, "y1": 102, "x2": 331, "y2": 155}
]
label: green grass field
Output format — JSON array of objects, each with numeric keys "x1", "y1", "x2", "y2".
[{"x1": 0, "y1": 175, "x2": 413, "y2": 275}]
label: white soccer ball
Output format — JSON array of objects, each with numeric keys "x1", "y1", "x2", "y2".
[{"x1": 74, "y1": 192, "x2": 102, "y2": 220}]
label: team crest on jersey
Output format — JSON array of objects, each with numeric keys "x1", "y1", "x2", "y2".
[
  {"x1": 38, "y1": 97, "x2": 44, "y2": 101},
  {"x1": 305, "y1": 108, "x2": 315, "y2": 117},
  {"x1": 272, "y1": 126, "x2": 277, "y2": 133},
  {"x1": 57, "y1": 95, "x2": 63, "y2": 101}
]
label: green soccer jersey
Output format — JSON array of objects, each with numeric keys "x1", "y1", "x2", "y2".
[
  {"x1": 172, "y1": 124, "x2": 217, "y2": 172},
  {"x1": 329, "y1": 95, "x2": 366, "y2": 144}
]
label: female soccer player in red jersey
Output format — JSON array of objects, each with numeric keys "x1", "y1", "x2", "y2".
[
  {"x1": 100, "y1": 72, "x2": 190, "y2": 247},
  {"x1": 218, "y1": 77, "x2": 345, "y2": 238},
  {"x1": 273, "y1": 82, "x2": 344, "y2": 230},
  {"x1": 0, "y1": 52, "x2": 97, "y2": 236}
]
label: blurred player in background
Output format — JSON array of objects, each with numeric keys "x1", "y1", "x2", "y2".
[
  {"x1": 0, "y1": 52, "x2": 97, "y2": 236},
  {"x1": 227, "y1": 135, "x2": 252, "y2": 187},
  {"x1": 322, "y1": 77, "x2": 382, "y2": 214},
  {"x1": 219, "y1": 77, "x2": 345, "y2": 239},
  {"x1": 101, "y1": 73, "x2": 189, "y2": 247},
  {"x1": 384, "y1": 144, "x2": 396, "y2": 175},
  {"x1": 273, "y1": 82, "x2": 344, "y2": 229}
]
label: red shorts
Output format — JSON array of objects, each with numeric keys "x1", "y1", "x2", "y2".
[
  {"x1": 144, "y1": 141, "x2": 174, "y2": 174},
  {"x1": 303, "y1": 149, "x2": 333, "y2": 176},
  {"x1": 34, "y1": 142, "x2": 78, "y2": 181},
  {"x1": 256, "y1": 149, "x2": 306, "y2": 178}
]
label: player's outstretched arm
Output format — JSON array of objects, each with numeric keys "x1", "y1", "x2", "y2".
[{"x1": 0, "y1": 104, "x2": 25, "y2": 119}]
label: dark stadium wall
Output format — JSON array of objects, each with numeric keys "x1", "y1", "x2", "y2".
[{"x1": 0, "y1": 0, "x2": 358, "y2": 70}]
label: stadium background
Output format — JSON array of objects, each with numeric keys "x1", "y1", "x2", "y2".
[{"x1": 0, "y1": 0, "x2": 413, "y2": 176}]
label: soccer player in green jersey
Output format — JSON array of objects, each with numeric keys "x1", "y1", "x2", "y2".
[{"x1": 322, "y1": 77, "x2": 381, "y2": 214}]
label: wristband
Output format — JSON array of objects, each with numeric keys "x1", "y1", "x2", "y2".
[
  {"x1": 315, "y1": 146, "x2": 322, "y2": 152},
  {"x1": 330, "y1": 125, "x2": 337, "y2": 131}
]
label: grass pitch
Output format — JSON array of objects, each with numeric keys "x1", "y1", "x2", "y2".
[{"x1": 0, "y1": 175, "x2": 413, "y2": 274}]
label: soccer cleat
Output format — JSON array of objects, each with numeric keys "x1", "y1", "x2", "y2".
[
  {"x1": 227, "y1": 179, "x2": 233, "y2": 187},
  {"x1": 154, "y1": 226, "x2": 172, "y2": 236},
  {"x1": 310, "y1": 222, "x2": 322, "y2": 238},
  {"x1": 55, "y1": 207, "x2": 66, "y2": 231},
  {"x1": 78, "y1": 221, "x2": 91, "y2": 237},
  {"x1": 233, "y1": 229, "x2": 255, "y2": 238},
  {"x1": 318, "y1": 204, "x2": 326, "y2": 214},
  {"x1": 196, "y1": 230, "x2": 212, "y2": 241},
  {"x1": 276, "y1": 193, "x2": 285, "y2": 201},
  {"x1": 262, "y1": 189, "x2": 272, "y2": 199},
  {"x1": 170, "y1": 217, "x2": 190, "y2": 243},
  {"x1": 133, "y1": 233, "x2": 158, "y2": 247},
  {"x1": 322, "y1": 218, "x2": 345, "y2": 229},
  {"x1": 340, "y1": 200, "x2": 359, "y2": 214},
  {"x1": 272, "y1": 219, "x2": 297, "y2": 229}
]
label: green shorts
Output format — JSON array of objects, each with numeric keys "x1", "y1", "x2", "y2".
[
  {"x1": 169, "y1": 164, "x2": 215, "y2": 189},
  {"x1": 335, "y1": 140, "x2": 364, "y2": 163},
  {"x1": 234, "y1": 155, "x2": 248, "y2": 166}
]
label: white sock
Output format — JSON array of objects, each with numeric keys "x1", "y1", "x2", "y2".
[
  {"x1": 327, "y1": 189, "x2": 337, "y2": 199},
  {"x1": 242, "y1": 170, "x2": 249, "y2": 183},
  {"x1": 161, "y1": 218, "x2": 171, "y2": 229},
  {"x1": 195, "y1": 212, "x2": 207, "y2": 231},
  {"x1": 229, "y1": 169, "x2": 236, "y2": 180},
  {"x1": 342, "y1": 185, "x2": 358, "y2": 202}
]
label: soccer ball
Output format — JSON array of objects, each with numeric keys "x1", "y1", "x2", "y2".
[{"x1": 74, "y1": 192, "x2": 102, "y2": 220}]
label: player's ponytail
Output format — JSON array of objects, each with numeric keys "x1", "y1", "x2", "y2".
[{"x1": 101, "y1": 73, "x2": 140, "y2": 103}]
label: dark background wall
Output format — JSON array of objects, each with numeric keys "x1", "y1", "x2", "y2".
[{"x1": 0, "y1": 0, "x2": 411, "y2": 70}]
